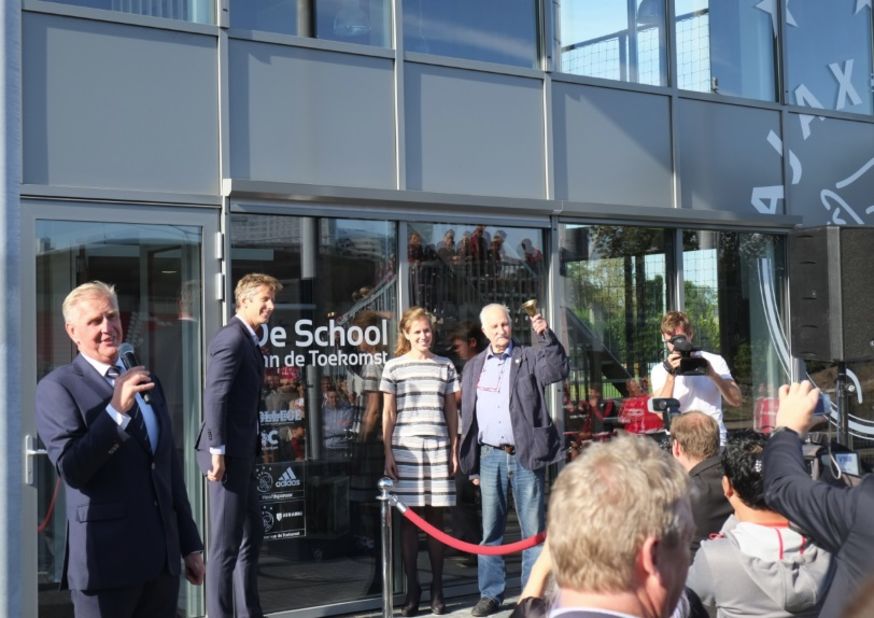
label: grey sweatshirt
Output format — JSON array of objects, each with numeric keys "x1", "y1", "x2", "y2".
[{"x1": 686, "y1": 518, "x2": 832, "y2": 618}]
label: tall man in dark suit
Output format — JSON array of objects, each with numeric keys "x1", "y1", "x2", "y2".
[
  {"x1": 196, "y1": 273, "x2": 282, "y2": 618},
  {"x1": 35, "y1": 281, "x2": 204, "y2": 617},
  {"x1": 459, "y1": 303, "x2": 568, "y2": 617}
]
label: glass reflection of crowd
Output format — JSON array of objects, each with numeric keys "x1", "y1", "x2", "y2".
[{"x1": 407, "y1": 227, "x2": 545, "y2": 327}]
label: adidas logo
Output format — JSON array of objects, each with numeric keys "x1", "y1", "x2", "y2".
[{"x1": 275, "y1": 466, "x2": 301, "y2": 488}]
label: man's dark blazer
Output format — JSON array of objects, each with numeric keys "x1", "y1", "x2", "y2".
[
  {"x1": 764, "y1": 429, "x2": 874, "y2": 617},
  {"x1": 195, "y1": 316, "x2": 265, "y2": 617},
  {"x1": 459, "y1": 329, "x2": 568, "y2": 474},
  {"x1": 688, "y1": 454, "x2": 731, "y2": 555},
  {"x1": 195, "y1": 317, "x2": 263, "y2": 463},
  {"x1": 35, "y1": 354, "x2": 202, "y2": 592}
]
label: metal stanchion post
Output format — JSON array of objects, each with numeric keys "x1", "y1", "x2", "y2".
[{"x1": 377, "y1": 477, "x2": 394, "y2": 618}]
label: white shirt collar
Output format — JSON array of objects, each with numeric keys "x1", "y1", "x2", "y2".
[
  {"x1": 80, "y1": 352, "x2": 120, "y2": 378},
  {"x1": 234, "y1": 314, "x2": 259, "y2": 342}
]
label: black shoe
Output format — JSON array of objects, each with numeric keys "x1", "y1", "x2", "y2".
[
  {"x1": 471, "y1": 597, "x2": 500, "y2": 617},
  {"x1": 401, "y1": 585, "x2": 422, "y2": 617},
  {"x1": 430, "y1": 585, "x2": 446, "y2": 615}
]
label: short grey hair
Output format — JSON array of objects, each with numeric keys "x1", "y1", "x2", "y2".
[
  {"x1": 62, "y1": 281, "x2": 117, "y2": 323},
  {"x1": 548, "y1": 435, "x2": 693, "y2": 593},
  {"x1": 479, "y1": 303, "x2": 511, "y2": 326}
]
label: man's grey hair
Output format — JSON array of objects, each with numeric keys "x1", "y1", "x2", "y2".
[
  {"x1": 479, "y1": 303, "x2": 511, "y2": 326},
  {"x1": 62, "y1": 281, "x2": 118, "y2": 323},
  {"x1": 548, "y1": 435, "x2": 693, "y2": 593}
]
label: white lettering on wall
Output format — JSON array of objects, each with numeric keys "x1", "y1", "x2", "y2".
[
  {"x1": 794, "y1": 85, "x2": 826, "y2": 140},
  {"x1": 828, "y1": 60, "x2": 862, "y2": 110}
]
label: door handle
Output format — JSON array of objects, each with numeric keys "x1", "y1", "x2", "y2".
[{"x1": 24, "y1": 434, "x2": 48, "y2": 487}]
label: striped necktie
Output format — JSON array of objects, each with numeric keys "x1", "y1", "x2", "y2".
[{"x1": 106, "y1": 366, "x2": 152, "y2": 452}]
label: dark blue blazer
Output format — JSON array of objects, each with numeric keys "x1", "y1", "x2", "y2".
[
  {"x1": 35, "y1": 354, "x2": 203, "y2": 591},
  {"x1": 459, "y1": 329, "x2": 568, "y2": 474},
  {"x1": 764, "y1": 429, "x2": 874, "y2": 617},
  {"x1": 195, "y1": 317, "x2": 264, "y2": 462}
]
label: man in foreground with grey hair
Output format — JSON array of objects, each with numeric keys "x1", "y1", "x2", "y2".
[{"x1": 548, "y1": 435, "x2": 694, "y2": 618}]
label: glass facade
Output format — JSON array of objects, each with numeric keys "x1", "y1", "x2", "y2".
[
  {"x1": 26, "y1": 207, "x2": 855, "y2": 617},
  {"x1": 674, "y1": 0, "x2": 777, "y2": 100},
  {"x1": 558, "y1": 0, "x2": 668, "y2": 86},
  {"x1": 221, "y1": 215, "x2": 550, "y2": 611},
  {"x1": 559, "y1": 224, "x2": 670, "y2": 443},
  {"x1": 230, "y1": 0, "x2": 392, "y2": 46},
  {"x1": 681, "y1": 230, "x2": 789, "y2": 433},
  {"x1": 559, "y1": 224, "x2": 789, "y2": 455},
  {"x1": 406, "y1": 222, "x2": 546, "y2": 350},
  {"x1": 403, "y1": 0, "x2": 540, "y2": 68},
  {"x1": 44, "y1": 0, "x2": 213, "y2": 23},
  {"x1": 34, "y1": 220, "x2": 205, "y2": 616},
  {"x1": 228, "y1": 214, "x2": 396, "y2": 613}
]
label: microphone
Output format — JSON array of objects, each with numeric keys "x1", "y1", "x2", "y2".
[{"x1": 118, "y1": 342, "x2": 151, "y2": 404}]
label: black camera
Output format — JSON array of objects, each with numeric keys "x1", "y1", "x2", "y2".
[
  {"x1": 668, "y1": 335, "x2": 709, "y2": 376},
  {"x1": 647, "y1": 397, "x2": 681, "y2": 415}
]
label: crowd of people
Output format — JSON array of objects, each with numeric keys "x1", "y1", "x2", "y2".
[{"x1": 34, "y1": 275, "x2": 874, "y2": 618}]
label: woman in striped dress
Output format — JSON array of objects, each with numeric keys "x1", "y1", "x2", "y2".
[{"x1": 381, "y1": 307, "x2": 459, "y2": 616}]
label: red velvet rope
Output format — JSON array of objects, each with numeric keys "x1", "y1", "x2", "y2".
[
  {"x1": 37, "y1": 478, "x2": 62, "y2": 534},
  {"x1": 400, "y1": 506, "x2": 546, "y2": 555}
]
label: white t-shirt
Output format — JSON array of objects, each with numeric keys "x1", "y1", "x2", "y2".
[{"x1": 650, "y1": 350, "x2": 733, "y2": 444}]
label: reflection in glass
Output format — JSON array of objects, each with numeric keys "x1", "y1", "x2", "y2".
[
  {"x1": 404, "y1": 220, "x2": 546, "y2": 589},
  {"x1": 403, "y1": 0, "x2": 539, "y2": 68},
  {"x1": 674, "y1": 0, "x2": 777, "y2": 101},
  {"x1": 682, "y1": 230, "x2": 788, "y2": 433},
  {"x1": 559, "y1": 225, "x2": 790, "y2": 456},
  {"x1": 230, "y1": 0, "x2": 391, "y2": 46},
  {"x1": 559, "y1": 0, "x2": 667, "y2": 86},
  {"x1": 229, "y1": 214, "x2": 396, "y2": 613},
  {"x1": 406, "y1": 223, "x2": 546, "y2": 355},
  {"x1": 559, "y1": 224, "x2": 669, "y2": 453},
  {"x1": 785, "y1": 0, "x2": 873, "y2": 115},
  {"x1": 35, "y1": 220, "x2": 204, "y2": 616},
  {"x1": 44, "y1": 0, "x2": 213, "y2": 24}
]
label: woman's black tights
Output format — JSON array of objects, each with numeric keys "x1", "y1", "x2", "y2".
[{"x1": 401, "y1": 506, "x2": 446, "y2": 600}]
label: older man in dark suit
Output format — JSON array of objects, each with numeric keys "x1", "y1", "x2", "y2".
[
  {"x1": 459, "y1": 303, "x2": 568, "y2": 617},
  {"x1": 35, "y1": 281, "x2": 204, "y2": 617},
  {"x1": 195, "y1": 273, "x2": 282, "y2": 618}
]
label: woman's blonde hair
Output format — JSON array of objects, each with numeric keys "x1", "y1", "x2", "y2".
[{"x1": 394, "y1": 307, "x2": 432, "y2": 355}]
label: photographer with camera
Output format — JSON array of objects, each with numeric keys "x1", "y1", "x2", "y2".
[{"x1": 650, "y1": 311, "x2": 742, "y2": 445}]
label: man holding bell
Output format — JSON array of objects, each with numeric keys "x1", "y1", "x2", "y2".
[{"x1": 458, "y1": 302, "x2": 569, "y2": 617}]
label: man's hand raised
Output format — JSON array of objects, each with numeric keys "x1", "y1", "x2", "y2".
[{"x1": 776, "y1": 380, "x2": 820, "y2": 438}]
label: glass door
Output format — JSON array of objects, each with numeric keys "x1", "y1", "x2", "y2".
[{"x1": 21, "y1": 202, "x2": 220, "y2": 617}]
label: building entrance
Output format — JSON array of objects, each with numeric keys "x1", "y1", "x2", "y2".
[{"x1": 21, "y1": 203, "x2": 219, "y2": 617}]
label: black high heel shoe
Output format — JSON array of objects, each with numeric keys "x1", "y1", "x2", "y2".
[
  {"x1": 401, "y1": 585, "x2": 422, "y2": 617},
  {"x1": 430, "y1": 584, "x2": 446, "y2": 615}
]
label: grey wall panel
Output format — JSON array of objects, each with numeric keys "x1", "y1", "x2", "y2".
[
  {"x1": 23, "y1": 13, "x2": 218, "y2": 194},
  {"x1": 229, "y1": 41, "x2": 395, "y2": 189},
  {"x1": 785, "y1": 115, "x2": 874, "y2": 227},
  {"x1": 677, "y1": 100, "x2": 782, "y2": 216},
  {"x1": 405, "y1": 64, "x2": 544, "y2": 198},
  {"x1": 553, "y1": 84, "x2": 672, "y2": 207}
]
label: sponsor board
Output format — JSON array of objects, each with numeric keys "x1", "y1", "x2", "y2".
[
  {"x1": 255, "y1": 462, "x2": 305, "y2": 501},
  {"x1": 261, "y1": 499, "x2": 306, "y2": 540}
]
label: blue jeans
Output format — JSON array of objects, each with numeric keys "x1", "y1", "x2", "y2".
[{"x1": 477, "y1": 445, "x2": 545, "y2": 603}]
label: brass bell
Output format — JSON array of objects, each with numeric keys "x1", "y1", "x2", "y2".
[{"x1": 521, "y1": 299, "x2": 539, "y2": 318}]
